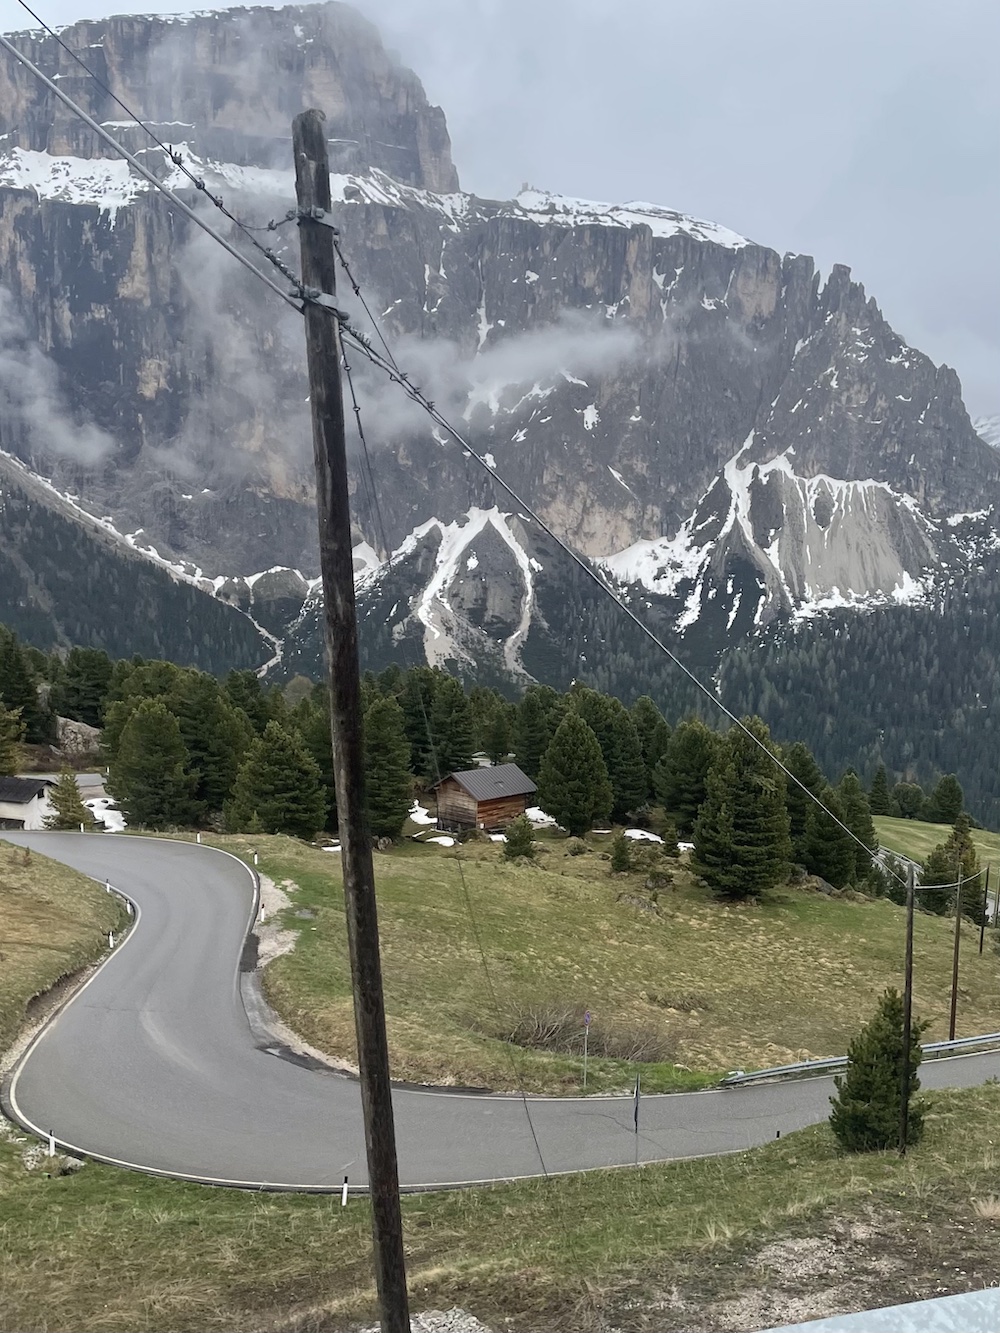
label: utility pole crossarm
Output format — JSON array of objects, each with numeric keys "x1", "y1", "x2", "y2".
[{"x1": 292, "y1": 107, "x2": 410, "y2": 1333}]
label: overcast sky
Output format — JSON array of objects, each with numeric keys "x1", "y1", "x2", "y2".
[{"x1": 2, "y1": 0, "x2": 997, "y2": 418}]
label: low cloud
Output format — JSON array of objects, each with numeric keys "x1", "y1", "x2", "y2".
[{"x1": 0, "y1": 288, "x2": 114, "y2": 466}]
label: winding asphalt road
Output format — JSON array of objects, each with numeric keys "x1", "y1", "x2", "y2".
[{"x1": 4, "y1": 831, "x2": 1000, "y2": 1191}]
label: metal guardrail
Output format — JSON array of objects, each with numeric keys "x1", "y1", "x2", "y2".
[{"x1": 720, "y1": 1029, "x2": 1000, "y2": 1086}]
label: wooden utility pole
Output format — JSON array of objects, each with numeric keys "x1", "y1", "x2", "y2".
[
  {"x1": 292, "y1": 108, "x2": 410, "y2": 1333},
  {"x1": 949, "y1": 870, "x2": 963, "y2": 1043},
  {"x1": 899, "y1": 863, "x2": 915, "y2": 1155}
]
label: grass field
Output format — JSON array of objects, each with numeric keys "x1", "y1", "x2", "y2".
[
  {"x1": 875, "y1": 816, "x2": 1000, "y2": 871},
  {"x1": 5, "y1": 1082, "x2": 1000, "y2": 1331},
  {"x1": 187, "y1": 830, "x2": 1000, "y2": 1093},
  {"x1": 0, "y1": 837, "x2": 125, "y2": 1055}
]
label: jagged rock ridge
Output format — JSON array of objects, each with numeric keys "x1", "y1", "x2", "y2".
[{"x1": 0, "y1": 1, "x2": 996, "y2": 685}]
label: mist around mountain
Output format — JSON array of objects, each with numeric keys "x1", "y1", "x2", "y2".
[{"x1": 0, "y1": 2, "x2": 998, "y2": 817}]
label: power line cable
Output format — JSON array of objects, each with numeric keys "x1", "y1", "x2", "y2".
[
  {"x1": 12, "y1": 0, "x2": 305, "y2": 291},
  {"x1": 0, "y1": 20, "x2": 911, "y2": 884},
  {"x1": 335, "y1": 320, "x2": 905, "y2": 881}
]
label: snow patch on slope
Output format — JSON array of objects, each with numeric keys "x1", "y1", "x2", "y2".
[
  {"x1": 510, "y1": 188, "x2": 749, "y2": 248},
  {"x1": 394, "y1": 507, "x2": 535, "y2": 672}
]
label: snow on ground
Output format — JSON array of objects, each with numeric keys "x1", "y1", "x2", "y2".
[
  {"x1": 679, "y1": 841, "x2": 694, "y2": 852},
  {"x1": 85, "y1": 797, "x2": 126, "y2": 832},
  {"x1": 624, "y1": 828, "x2": 663, "y2": 843},
  {"x1": 489, "y1": 833, "x2": 507, "y2": 842},
  {"x1": 509, "y1": 188, "x2": 749, "y2": 248},
  {"x1": 409, "y1": 801, "x2": 436, "y2": 826},
  {"x1": 426, "y1": 836, "x2": 456, "y2": 847},
  {"x1": 0, "y1": 148, "x2": 144, "y2": 223},
  {"x1": 525, "y1": 806, "x2": 556, "y2": 827}
]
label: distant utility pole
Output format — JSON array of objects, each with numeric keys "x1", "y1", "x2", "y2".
[
  {"x1": 980, "y1": 866, "x2": 990, "y2": 955},
  {"x1": 292, "y1": 108, "x2": 410, "y2": 1333},
  {"x1": 949, "y1": 868, "x2": 963, "y2": 1043},
  {"x1": 899, "y1": 862, "x2": 915, "y2": 1156}
]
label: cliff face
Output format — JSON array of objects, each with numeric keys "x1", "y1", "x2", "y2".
[{"x1": 0, "y1": 1, "x2": 996, "y2": 682}]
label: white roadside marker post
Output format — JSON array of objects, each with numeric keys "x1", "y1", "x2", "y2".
[
  {"x1": 583, "y1": 1009, "x2": 591, "y2": 1089},
  {"x1": 108, "y1": 932, "x2": 115, "y2": 949},
  {"x1": 342, "y1": 1175, "x2": 349, "y2": 1207},
  {"x1": 47, "y1": 1131, "x2": 55, "y2": 1158}
]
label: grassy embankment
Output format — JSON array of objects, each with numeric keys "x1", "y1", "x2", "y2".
[
  {"x1": 875, "y1": 815, "x2": 1000, "y2": 871},
  {"x1": 196, "y1": 827, "x2": 1000, "y2": 1093},
  {"x1": 0, "y1": 837, "x2": 125, "y2": 1055},
  {"x1": 4, "y1": 1078, "x2": 1000, "y2": 1331}
]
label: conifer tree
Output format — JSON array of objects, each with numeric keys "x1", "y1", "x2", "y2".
[
  {"x1": 610, "y1": 832, "x2": 632, "y2": 872},
  {"x1": 363, "y1": 695, "x2": 412, "y2": 840},
  {"x1": 166, "y1": 671, "x2": 254, "y2": 817},
  {"x1": 919, "y1": 843, "x2": 958, "y2": 915},
  {"x1": 653, "y1": 718, "x2": 718, "y2": 836},
  {"x1": 892, "y1": 782, "x2": 926, "y2": 820},
  {"x1": 483, "y1": 706, "x2": 513, "y2": 765},
  {"x1": 929, "y1": 773, "x2": 964, "y2": 825},
  {"x1": 829, "y1": 988, "x2": 926, "y2": 1152},
  {"x1": 428, "y1": 675, "x2": 475, "y2": 777},
  {"x1": 573, "y1": 690, "x2": 647, "y2": 822},
  {"x1": 0, "y1": 702, "x2": 24, "y2": 776},
  {"x1": 44, "y1": 769, "x2": 94, "y2": 830},
  {"x1": 399, "y1": 666, "x2": 441, "y2": 777},
  {"x1": 537, "y1": 713, "x2": 613, "y2": 837},
  {"x1": 227, "y1": 721, "x2": 326, "y2": 839},
  {"x1": 783, "y1": 741, "x2": 826, "y2": 863},
  {"x1": 289, "y1": 692, "x2": 337, "y2": 831},
  {"x1": 51, "y1": 646, "x2": 113, "y2": 728},
  {"x1": 513, "y1": 689, "x2": 552, "y2": 780},
  {"x1": 692, "y1": 717, "x2": 791, "y2": 901},
  {"x1": 838, "y1": 770, "x2": 878, "y2": 880},
  {"x1": 0, "y1": 629, "x2": 51, "y2": 743},
  {"x1": 868, "y1": 763, "x2": 892, "y2": 816},
  {"x1": 224, "y1": 669, "x2": 273, "y2": 735},
  {"x1": 630, "y1": 697, "x2": 671, "y2": 796},
  {"x1": 801, "y1": 786, "x2": 856, "y2": 889},
  {"x1": 109, "y1": 698, "x2": 195, "y2": 829},
  {"x1": 503, "y1": 814, "x2": 534, "y2": 861}
]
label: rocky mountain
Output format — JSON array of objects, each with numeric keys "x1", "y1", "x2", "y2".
[{"x1": 0, "y1": 1, "x2": 997, "y2": 706}]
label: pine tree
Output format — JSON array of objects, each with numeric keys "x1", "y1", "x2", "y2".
[
  {"x1": 51, "y1": 646, "x2": 113, "y2": 728},
  {"x1": 227, "y1": 721, "x2": 326, "y2": 839},
  {"x1": 692, "y1": 717, "x2": 791, "y2": 901},
  {"x1": 801, "y1": 786, "x2": 856, "y2": 889},
  {"x1": 537, "y1": 713, "x2": 613, "y2": 837},
  {"x1": 0, "y1": 629, "x2": 51, "y2": 743},
  {"x1": 929, "y1": 773, "x2": 964, "y2": 825},
  {"x1": 919, "y1": 843, "x2": 957, "y2": 915},
  {"x1": 783, "y1": 741, "x2": 826, "y2": 863},
  {"x1": 838, "y1": 770, "x2": 878, "y2": 881},
  {"x1": 0, "y1": 702, "x2": 24, "y2": 776},
  {"x1": 868, "y1": 763, "x2": 891, "y2": 816},
  {"x1": 108, "y1": 698, "x2": 196, "y2": 829},
  {"x1": 653, "y1": 718, "x2": 718, "y2": 836},
  {"x1": 44, "y1": 769, "x2": 94, "y2": 830},
  {"x1": 829, "y1": 988, "x2": 926, "y2": 1152},
  {"x1": 483, "y1": 707, "x2": 513, "y2": 765},
  {"x1": 892, "y1": 782, "x2": 926, "y2": 820},
  {"x1": 610, "y1": 832, "x2": 632, "y2": 872},
  {"x1": 363, "y1": 696, "x2": 412, "y2": 840},
  {"x1": 223, "y1": 669, "x2": 274, "y2": 735},
  {"x1": 503, "y1": 814, "x2": 534, "y2": 860},
  {"x1": 949, "y1": 813, "x2": 985, "y2": 925},
  {"x1": 630, "y1": 696, "x2": 671, "y2": 797},
  {"x1": 399, "y1": 666, "x2": 441, "y2": 777},
  {"x1": 573, "y1": 691, "x2": 647, "y2": 822},
  {"x1": 291, "y1": 694, "x2": 337, "y2": 833},
  {"x1": 513, "y1": 689, "x2": 552, "y2": 780},
  {"x1": 428, "y1": 676, "x2": 475, "y2": 777},
  {"x1": 166, "y1": 671, "x2": 254, "y2": 817}
]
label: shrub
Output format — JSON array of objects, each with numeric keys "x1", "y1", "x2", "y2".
[
  {"x1": 503, "y1": 814, "x2": 535, "y2": 861},
  {"x1": 610, "y1": 833, "x2": 631, "y2": 873},
  {"x1": 829, "y1": 988, "x2": 926, "y2": 1152}
]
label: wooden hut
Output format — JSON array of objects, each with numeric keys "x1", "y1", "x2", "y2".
[{"x1": 431, "y1": 763, "x2": 537, "y2": 832}]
